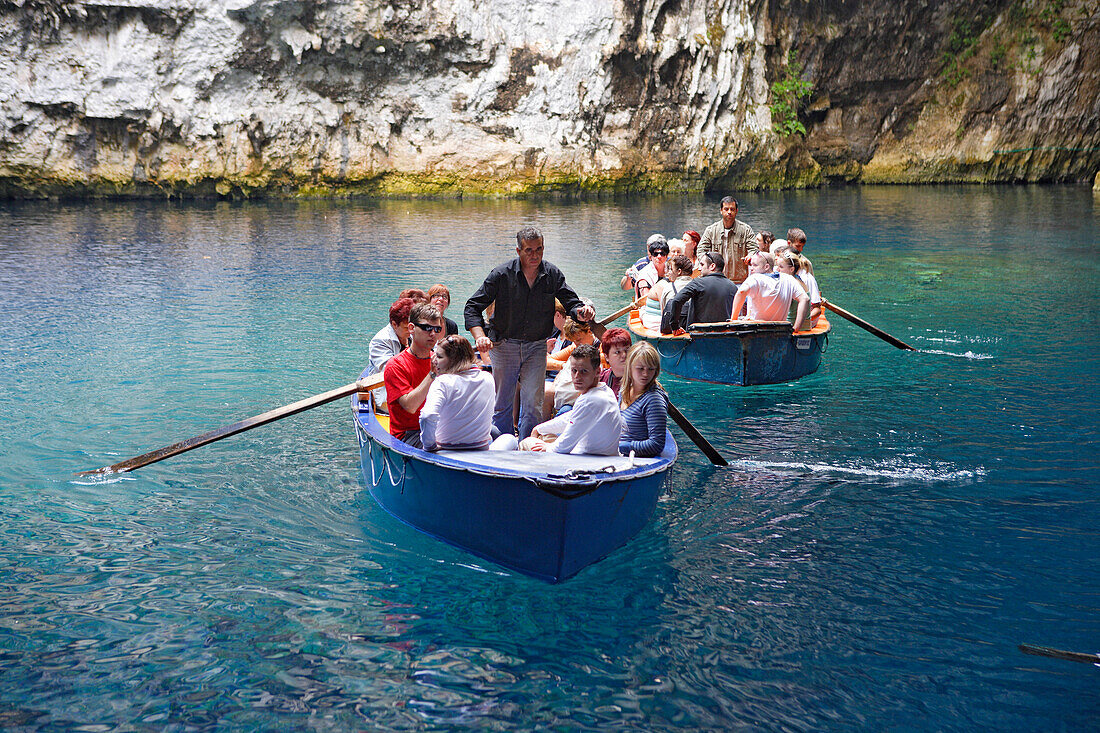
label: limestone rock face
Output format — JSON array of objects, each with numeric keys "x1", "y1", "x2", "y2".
[{"x1": 0, "y1": 0, "x2": 1096, "y2": 197}]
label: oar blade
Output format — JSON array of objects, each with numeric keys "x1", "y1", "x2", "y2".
[
  {"x1": 667, "y1": 400, "x2": 728, "y2": 466},
  {"x1": 821, "y1": 299, "x2": 917, "y2": 351}
]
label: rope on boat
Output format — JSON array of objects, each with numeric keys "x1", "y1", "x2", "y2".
[
  {"x1": 368, "y1": 438, "x2": 407, "y2": 491},
  {"x1": 655, "y1": 340, "x2": 689, "y2": 367}
]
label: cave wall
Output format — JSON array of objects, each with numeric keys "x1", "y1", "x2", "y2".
[{"x1": 0, "y1": 0, "x2": 1096, "y2": 198}]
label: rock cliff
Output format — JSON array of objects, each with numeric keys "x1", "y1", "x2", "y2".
[{"x1": 1, "y1": 0, "x2": 1096, "y2": 197}]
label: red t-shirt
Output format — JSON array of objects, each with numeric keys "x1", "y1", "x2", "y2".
[{"x1": 384, "y1": 348, "x2": 431, "y2": 437}]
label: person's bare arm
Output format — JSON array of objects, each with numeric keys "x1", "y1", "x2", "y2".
[
  {"x1": 791, "y1": 293, "x2": 810, "y2": 332},
  {"x1": 469, "y1": 325, "x2": 492, "y2": 354},
  {"x1": 397, "y1": 373, "x2": 433, "y2": 413},
  {"x1": 730, "y1": 290, "x2": 747, "y2": 321}
]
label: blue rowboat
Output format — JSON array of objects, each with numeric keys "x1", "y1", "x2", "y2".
[
  {"x1": 629, "y1": 312, "x2": 830, "y2": 386},
  {"x1": 352, "y1": 374, "x2": 678, "y2": 583}
]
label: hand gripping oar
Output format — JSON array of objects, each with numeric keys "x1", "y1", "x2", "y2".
[
  {"x1": 76, "y1": 373, "x2": 384, "y2": 476},
  {"x1": 667, "y1": 400, "x2": 728, "y2": 467},
  {"x1": 820, "y1": 299, "x2": 916, "y2": 351}
]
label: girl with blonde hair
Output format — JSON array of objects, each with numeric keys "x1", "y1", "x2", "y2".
[{"x1": 618, "y1": 342, "x2": 668, "y2": 458}]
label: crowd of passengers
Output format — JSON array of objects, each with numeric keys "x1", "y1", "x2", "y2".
[{"x1": 359, "y1": 195, "x2": 822, "y2": 460}]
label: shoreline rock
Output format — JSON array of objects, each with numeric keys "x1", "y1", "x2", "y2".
[{"x1": 1, "y1": 0, "x2": 1096, "y2": 199}]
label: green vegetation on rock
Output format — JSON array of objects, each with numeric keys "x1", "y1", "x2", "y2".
[{"x1": 770, "y1": 51, "x2": 813, "y2": 138}]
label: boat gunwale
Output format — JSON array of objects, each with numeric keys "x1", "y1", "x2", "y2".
[
  {"x1": 352, "y1": 393, "x2": 676, "y2": 490},
  {"x1": 628, "y1": 312, "x2": 832, "y2": 341}
]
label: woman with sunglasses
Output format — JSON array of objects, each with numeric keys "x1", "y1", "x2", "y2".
[{"x1": 419, "y1": 335, "x2": 499, "y2": 451}]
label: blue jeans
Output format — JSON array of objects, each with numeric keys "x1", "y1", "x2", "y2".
[{"x1": 489, "y1": 339, "x2": 546, "y2": 439}]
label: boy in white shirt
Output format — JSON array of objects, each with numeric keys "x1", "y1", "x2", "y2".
[{"x1": 520, "y1": 344, "x2": 623, "y2": 456}]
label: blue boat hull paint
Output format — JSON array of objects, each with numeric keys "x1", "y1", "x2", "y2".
[
  {"x1": 633, "y1": 323, "x2": 829, "y2": 386},
  {"x1": 353, "y1": 394, "x2": 677, "y2": 583}
]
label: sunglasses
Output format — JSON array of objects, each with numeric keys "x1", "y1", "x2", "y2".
[{"x1": 413, "y1": 322, "x2": 443, "y2": 334}]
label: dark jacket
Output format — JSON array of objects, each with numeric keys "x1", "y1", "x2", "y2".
[
  {"x1": 464, "y1": 258, "x2": 585, "y2": 342},
  {"x1": 662, "y1": 272, "x2": 738, "y2": 332}
]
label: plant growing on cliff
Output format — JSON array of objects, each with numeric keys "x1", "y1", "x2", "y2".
[{"x1": 770, "y1": 51, "x2": 813, "y2": 138}]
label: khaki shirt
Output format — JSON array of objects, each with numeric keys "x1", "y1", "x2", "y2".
[{"x1": 700, "y1": 219, "x2": 757, "y2": 283}]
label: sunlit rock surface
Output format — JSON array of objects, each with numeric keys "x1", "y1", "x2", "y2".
[{"x1": 0, "y1": 0, "x2": 1096, "y2": 197}]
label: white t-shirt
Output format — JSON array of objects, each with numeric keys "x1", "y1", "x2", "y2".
[
  {"x1": 635, "y1": 261, "x2": 662, "y2": 291},
  {"x1": 738, "y1": 273, "x2": 806, "y2": 322},
  {"x1": 418, "y1": 368, "x2": 495, "y2": 450},
  {"x1": 798, "y1": 271, "x2": 821, "y2": 304},
  {"x1": 536, "y1": 383, "x2": 623, "y2": 456}
]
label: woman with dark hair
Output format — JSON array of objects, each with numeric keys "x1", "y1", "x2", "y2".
[
  {"x1": 598, "y1": 327, "x2": 632, "y2": 397},
  {"x1": 418, "y1": 335, "x2": 497, "y2": 451},
  {"x1": 618, "y1": 342, "x2": 668, "y2": 458},
  {"x1": 756, "y1": 230, "x2": 776, "y2": 253},
  {"x1": 640, "y1": 254, "x2": 693, "y2": 332}
]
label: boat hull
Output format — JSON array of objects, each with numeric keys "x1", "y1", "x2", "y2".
[
  {"x1": 353, "y1": 389, "x2": 677, "y2": 582},
  {"x1": 630, "y1": 313, "x2": 830, "y2": 386}
]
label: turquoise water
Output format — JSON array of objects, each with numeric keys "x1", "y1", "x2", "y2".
[{"x1": 1, "y1": 187, "x2": 1097, "y2": 729}]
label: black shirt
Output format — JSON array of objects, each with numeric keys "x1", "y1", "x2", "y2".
[
  {"x1": 662, "y1": 273, "x2": 739, "y2": 332},
  {"x1": 464, "y1": 258, "x2": 586, "y2": 342}
]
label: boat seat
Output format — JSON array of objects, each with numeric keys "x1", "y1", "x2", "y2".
[{"x1": 433, "y1": 448, "x2": 662, "y2": 474}]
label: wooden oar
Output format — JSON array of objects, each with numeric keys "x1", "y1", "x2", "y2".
[
  {"x1": 590, "y1": 296, "x2": 645, "y2": 339},
  {"x1": 1019, "y1": 644, "x2": 1100, "y2": 665},
  {"x1": 821, "y1": 298, "x2": 917, "y2": 351},
  {"x1": 602, "y1": 294, "x2": 642, "y2": 325},
  {"x1": 666, "y1": 400, "x2": 728, "y2": 467},
  {"x1": 76, "y1": 373, "x2": 384, "y2": 476}
]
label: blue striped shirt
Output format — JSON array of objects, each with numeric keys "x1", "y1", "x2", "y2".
[{"x1": 618, "y1": 389, "x2": 668, "y2": 457}]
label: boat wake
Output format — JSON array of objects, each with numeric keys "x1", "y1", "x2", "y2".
[
  {"x1": 70, "y1": 472, "x2": 135, "y2": 486},
  {"x1": 733, "y1": 458, "x2": 985, "y2": 483},
  {"x1": 919, "y1": 348, "x2": 994, "y2": 360}
]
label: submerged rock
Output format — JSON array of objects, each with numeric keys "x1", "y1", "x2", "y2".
[{"x1": 0, "y1": 0, "x2": 1096, "y2": 197}]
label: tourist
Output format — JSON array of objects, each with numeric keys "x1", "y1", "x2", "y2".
[
  {"x1": 661, "y1": 251, "x2": 738, "y2": 333},
  {"x1": 632, "y1": 236, "x2": 670, "y2": 299},
  {"x1": 681, "y1": 230, "x2": 703, "y2": 277},
  {"x1": 383, "y1": 302, "x2": 444, "y2": 447},
  {"x1": 641, "y1": 253, "x2": 693, "y2": 331},
  {"x1": 464, "y1": 226, "x2": 594, "y2": 440},
  {"x1": 544, "y1": 318, "x2": 597, "y2": 416},
  {"x1": 756, "y1": 230, "x2": 776, "y2": 253},
  {"x1": 620, "y1": 233, "x2": 668, "y2": 294},
  {"x1": 700, "y1": 195, "x2": 757, "y2": 284},
  {"x1": 516, "y1": 345, "x2": 623, "y2": 456},
  {"x1": 428, "y1": 284, "x2": 460, "y2": 336},
  {"x1": 399, "y1": 288, "x2": 429, "y2": 303},
  {"x1": 367, "y1": 296, "x2": 415, "y2": 413},
  {"x1": 618, "y1": 342, "x2": 668, "y2": 458},
  {"x1": 418, "y1": 335, "x2": 499, "y2": 451},
  {"x1": 599, "y1": 327, "x2": 632, "y2": 397},
  {"x1": 785, "y1": 227, "x2": 813, "y2": 274},
  {"x1": 774, "y1": 249, "x2": 822, "y2": 328},
  {"x1": 731, "y1": 252, "x2": 810, "y2": 332}
]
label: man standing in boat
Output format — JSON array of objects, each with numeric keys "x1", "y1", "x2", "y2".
[
  {"x1": 465, "y1": 226, "x2": 595, "y2": 440},
  {"x1": 700, "y1": 195, "x2": 757, "y2": 284}
]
